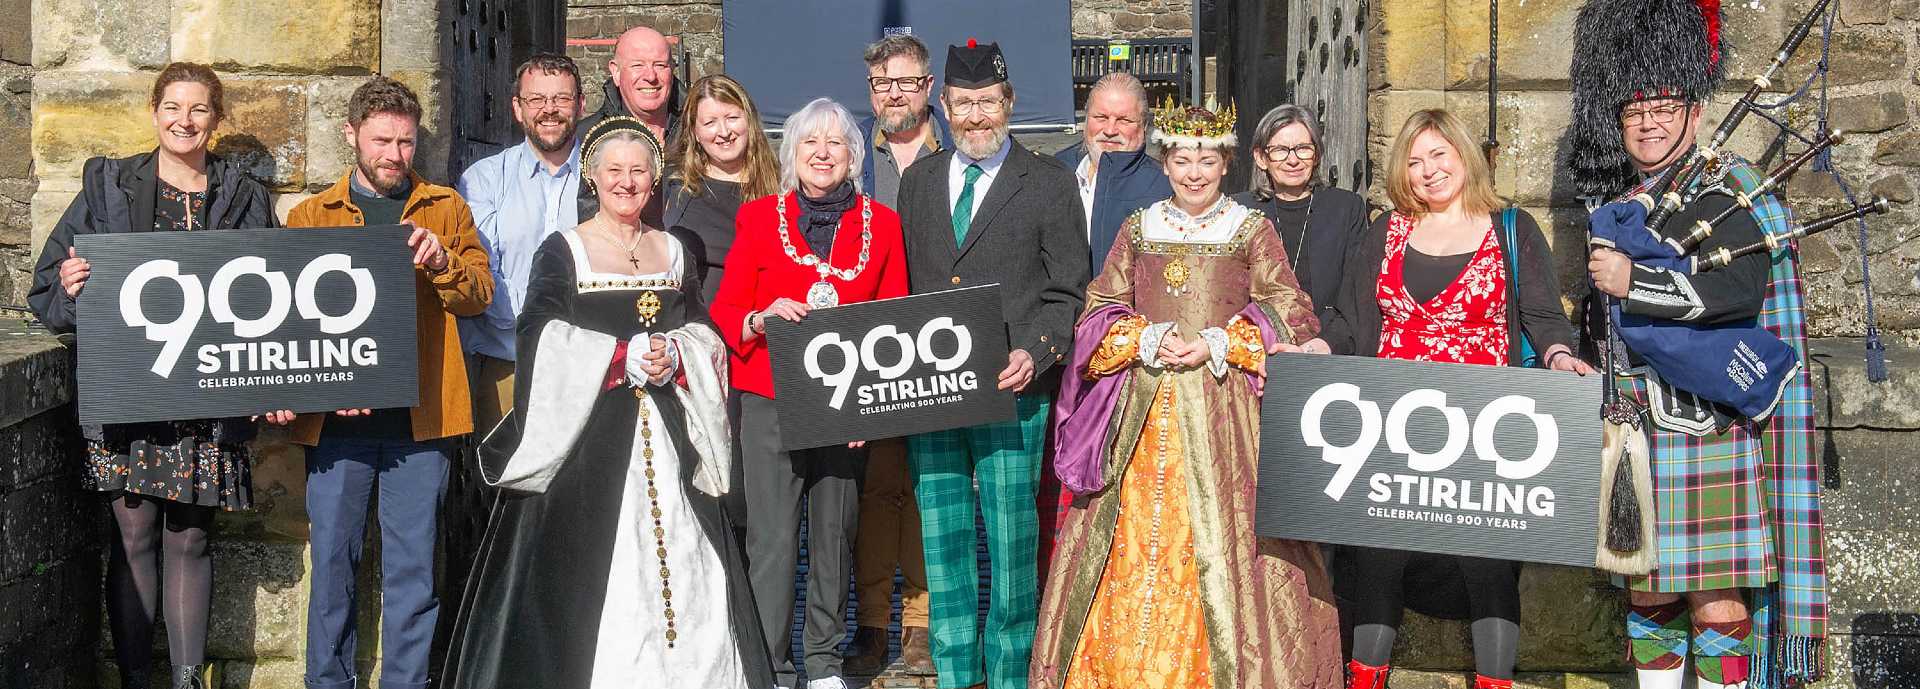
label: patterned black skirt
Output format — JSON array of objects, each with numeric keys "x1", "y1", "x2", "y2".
[{"x1": 84, "y1": 421, "x2": 252, "y2": 510}]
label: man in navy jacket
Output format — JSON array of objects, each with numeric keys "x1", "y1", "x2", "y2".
[{"x1": 1054, "y1": 72, "x2": 1170, "y2": 273}]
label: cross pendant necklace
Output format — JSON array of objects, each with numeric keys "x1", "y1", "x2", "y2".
[{"x1": 600, "y1": 218, "x2": 646, "y2": 272}]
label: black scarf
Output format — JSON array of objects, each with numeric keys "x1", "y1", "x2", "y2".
[{"x1": 797, "y1": 181, "x2": 856, "y2": 258}]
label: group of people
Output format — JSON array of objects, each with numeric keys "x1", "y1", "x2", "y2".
[{"x1": 28, "y1": 3, "x2": 1826, "y2": 689}]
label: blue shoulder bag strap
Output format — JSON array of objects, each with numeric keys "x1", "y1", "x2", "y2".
[{"x1": 1501, "y1": 207, "x2": 1540, "y2": 367}]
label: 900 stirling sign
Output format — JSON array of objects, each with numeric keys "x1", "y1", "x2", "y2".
[
  {"x1": 75, "y1": 226, "x2": 420, "y2": 426},
  {"x1": 119, "y1": 253, "x2": 379, "y2": 378},
  {"x1": 1255, "y1": 354, "x2": 1604, "y2": 567},
  {"x1": 803, "y1": 316, "x2": 978, "y2": 412},
  {"x1": 767, "y1": 284, "x2": 1015, "y2": 451}
]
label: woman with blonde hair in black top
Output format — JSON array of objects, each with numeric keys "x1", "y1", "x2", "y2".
[{"x1": 663, "y1": 73, "x2": 781, "y2": 303}]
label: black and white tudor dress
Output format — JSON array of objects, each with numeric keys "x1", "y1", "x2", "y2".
[{"x1": 444, "y1": 228, "x2": 771, "y2": 689}]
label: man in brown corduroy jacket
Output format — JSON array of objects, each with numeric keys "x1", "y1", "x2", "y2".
[{"x1": 267, "y1": 75, "x2": 492, "y2": 689}]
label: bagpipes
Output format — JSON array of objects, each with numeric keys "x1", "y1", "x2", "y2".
[{"x1": 1694, "y1": 195, "x2": 1890, "y2": 271}]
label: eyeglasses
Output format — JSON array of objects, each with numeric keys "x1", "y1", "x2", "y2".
[
  {"x1": 1619, "y1": 103, "x2": 1688, "y2": 127},
  {"x1": 516, "y1": 93, "x2": 577, "y2": 111},
  {"x1": 869, "y1": 76, "x2": 930, "y2": 93},
  {"x1": 948, "y1": 98, "x2": 1006, "y2": 115},
  {"x1": 1262, "y1": 144, "x2": 1318, "y2": 162}
]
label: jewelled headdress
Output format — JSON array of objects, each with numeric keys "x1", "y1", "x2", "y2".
[
  {"x1": 1150, "y1": 97, "x2": 1238, "y2": 150},
  {"x1": 580, "y1": 115, "x2": 666, "y2": 191}
]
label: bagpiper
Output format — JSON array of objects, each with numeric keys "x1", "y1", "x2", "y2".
[{"x1": 1568, "y1": 1, "x2": 1831, "y2": 688}]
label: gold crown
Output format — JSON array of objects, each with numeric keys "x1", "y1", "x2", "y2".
[{"x1": 1150, "y1": 97, "x2": 1237, "y2": 144}]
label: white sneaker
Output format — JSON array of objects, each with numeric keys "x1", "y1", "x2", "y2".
[{"x1": 805, "y1": 677, "x2": 848, "y2": 689}]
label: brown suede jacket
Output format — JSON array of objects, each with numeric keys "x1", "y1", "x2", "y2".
[{"x1": 284, "y1": 170, "x2": 493, "y2": 444}]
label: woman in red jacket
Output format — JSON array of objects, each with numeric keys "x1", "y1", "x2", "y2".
[{"x1": 710, "y1": 97, "x2": 908, "y2": 689}]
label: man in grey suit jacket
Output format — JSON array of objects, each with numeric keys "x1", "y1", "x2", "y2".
[{"x1": 892, "y1": 40, "x2": 1088, "y2": 689}]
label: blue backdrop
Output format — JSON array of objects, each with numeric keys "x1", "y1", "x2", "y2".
[{"x1": 722, "y1": 0, "x2": 1076, "y2": 130}]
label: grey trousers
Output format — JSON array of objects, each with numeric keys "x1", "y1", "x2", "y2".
[{"x1": 740, "y1": 392, "x2": 866, "y2": 685}]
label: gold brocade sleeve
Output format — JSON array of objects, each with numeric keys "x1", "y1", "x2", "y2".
[
  {"x1": 1082, "y1": 214, "x2": 1140, "y2": 315},
  {"x1": 1224, "y1": 318, "x2": 1266, "y2": 374},
  {"x1": 1245, "y1": 216, "x2": 1321, "y2": 342},
  {"x1": 1087, "y1": 315, "x2": 1151, "y2": 379}
]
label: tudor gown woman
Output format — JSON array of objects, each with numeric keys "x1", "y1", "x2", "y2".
[
  {"x1": 1030, "y1": 103, "x2": 1342, "y2": 689},
  {"x1": 28, "y1": 63, "x2": 275, "y2": 689},
  {"x1": 442, "y1": 117, "x2": 771, "y2": 689},
  {"x1": 1302, "y1": 109, "x2": 1592, "y2": 689},
  {"x1": 709, "y1": 97, "x2": 908, "y2": 689}
]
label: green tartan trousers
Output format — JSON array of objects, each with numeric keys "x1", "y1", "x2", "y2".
[{"x1": 907, "y1": 392, "x2": 1050, "y2": 689}]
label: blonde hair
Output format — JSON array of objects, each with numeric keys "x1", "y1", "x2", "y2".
[
  {"x1": 1384, "y1": 109, "x2": 1501, "y2": 216},
  {"x1": 673, "y1": 74, "x2": 780, "y2": 199}
]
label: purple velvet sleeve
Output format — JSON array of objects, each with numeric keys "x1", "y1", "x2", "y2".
[{"x1": 1051, "y1": 303, "x2": 1135, "y2": 495}]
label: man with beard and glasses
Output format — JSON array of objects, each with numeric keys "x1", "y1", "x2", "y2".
[
  {"x1": 894, "y1": 40, "x2": 1088, "y2": 689},
  {"x1": 456, "y1": 52, "x2": 585, "y2": 435},
  {"x1": 841, "y1": 32, "x2": 952, "y2": 679},
  {"x1": 858, "y1": 33, "x2": 951, "y2": 207},
  {"x1": 580, "y1": 25, "x2": 683, "y2": 224},
  {"x1": 1055, "y1": 72, "x2": 1169, "y2": 273},
  {"x1": 268, "y1": 74, "x2": 492, "y2": 689}
]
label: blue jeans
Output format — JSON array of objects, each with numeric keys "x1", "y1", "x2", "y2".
[{"x1": 303, "y1": 436, "x2": 451, "y2": 689}]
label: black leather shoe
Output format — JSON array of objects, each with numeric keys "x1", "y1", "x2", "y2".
[{"x1": 841, "y1": 625, "x2": 889, "y2": 676}]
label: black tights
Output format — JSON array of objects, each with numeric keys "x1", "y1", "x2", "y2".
[
  {"x1": 106, "y1": 494, "x2": 214, "y2": 683},
  {"x1": 1346, "y1": 548, "x2": 1521, "y2": 679}
]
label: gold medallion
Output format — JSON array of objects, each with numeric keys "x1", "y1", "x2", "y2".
[
  {"x1": 635, "y1": 290, "x2": 662, "y2": 326},
  {"x1": 1162, "y1": 260, "x2": 1191, "y2": 296}
]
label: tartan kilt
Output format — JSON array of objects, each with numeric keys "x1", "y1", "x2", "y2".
[{"x1": 1619, "y1": 374, "x2": 1780, "y2": 593}]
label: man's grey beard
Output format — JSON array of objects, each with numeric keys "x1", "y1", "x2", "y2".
[
  {"x1": 877, "y1": 107, "x2": 924, "y2": 135},
  {"x1": 955, "y1": 124, "x2": 1010, "y2": 159}
]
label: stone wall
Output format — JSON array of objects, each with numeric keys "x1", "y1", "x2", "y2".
[
  {"x1": 1370, "y1": 0, "x2": 1920, "y2": 345},
  {"x1": 29, "y1": 0, "x2": 458, "y2": 252},
  {"x1": 0, "y1": 331, "x2": 99, "y2": 689},
  {"x1": 0, "y1": 0, "x2": 34, "y2": 306},
  {"x1": 565, "y1": 0, "x2": 723, "y2": 115},
  {"x1": 1070, "y1": 0, "x2": 1195, "y2": 39}
]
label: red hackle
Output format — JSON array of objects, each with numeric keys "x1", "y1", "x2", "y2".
[{"x1": 1696, "y1": 0, "x2": 1722, "y2": 66}]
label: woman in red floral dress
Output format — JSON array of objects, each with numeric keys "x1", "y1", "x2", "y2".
[{"x1": 1301, "y1": 109, "x2": 1593, "y2": 689}]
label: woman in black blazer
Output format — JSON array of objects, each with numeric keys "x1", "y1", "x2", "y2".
[
  {"x1": 1230, "y1": 103, "x2": 1368, "y2": 321},
  {"x1": 28, "y1": 63, "x2": 276, "y2": 689}
]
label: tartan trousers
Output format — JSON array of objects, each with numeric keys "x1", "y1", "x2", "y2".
[{"x1": 907, "y1": 392, "x2": 1050, "y2": 689}]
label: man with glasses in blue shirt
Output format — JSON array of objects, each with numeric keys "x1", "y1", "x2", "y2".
[{"x1": 455, "y1": 52, "x2": 585, "y2": 435}]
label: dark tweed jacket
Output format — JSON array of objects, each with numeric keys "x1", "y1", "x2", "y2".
[{"x1": 896, "y1": 139, "x2": 1091, "y2": 390}]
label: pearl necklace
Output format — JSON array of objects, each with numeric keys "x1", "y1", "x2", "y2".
[{"x1": 775, "y1": 192, "x2": 873, "y2": 309}]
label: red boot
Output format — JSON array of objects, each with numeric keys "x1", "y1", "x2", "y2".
[
  {"x1": 1346, "y1": 659, "x2": 1389, "y2": 689},
  {"x1": 1474, "y1": 676, "x2": 1514, "y2": 689}
]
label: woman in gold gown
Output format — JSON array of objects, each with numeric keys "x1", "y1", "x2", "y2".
[{"x1": 1030, "y1": 103, "x2": 1343, "y2": 689}]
